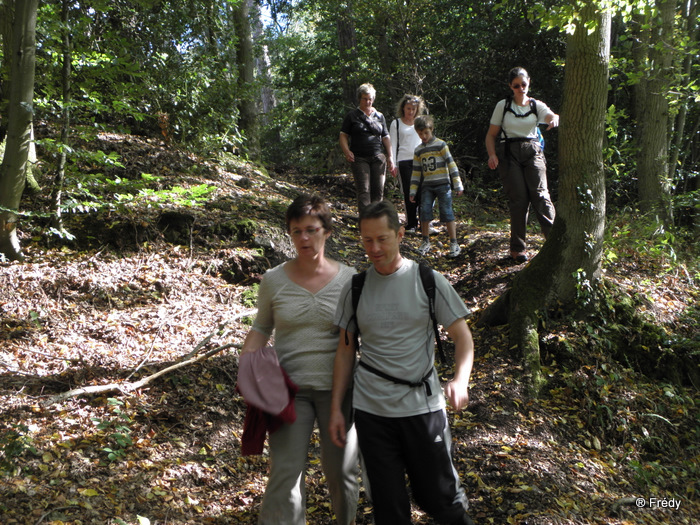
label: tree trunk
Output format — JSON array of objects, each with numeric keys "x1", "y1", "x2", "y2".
[
  {"x1": 0, "y1": 0, "x2": 14, "y2": 143},
  {"x1": 336, "y1": 1, "x2": 358, "y2": 109},
  {"x1": 233, "y1": 0, "x2": 261, "y2": 161},
  {"x1": 634, "y1": 0, "x2": 675, "y2": 222},
  {"x1": 478, "y1": 1, "x2": 610, "y2": 396},
  {"x1": 0, "y1": 0, "x2": 39, "y2": 261},
  {"x1": 251, "y1": 3, "x2": 276, "y2": 122},
  {"x1": 670, "y1": 0, "x2": 697, "y2": 187},
  {"x1": 50, "y1": 0, "x2": 72, "y2": 235}
]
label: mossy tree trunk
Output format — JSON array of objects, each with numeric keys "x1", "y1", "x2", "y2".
[{"x1": 479, "y1": 1, "x2": 611, "y2": 396}]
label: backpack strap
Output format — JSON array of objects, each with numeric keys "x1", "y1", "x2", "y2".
[
  {"x1": 500, "y1": 95, "x2": 511, "y2": 141},
  {"x1": 359, "y1": 360, "x2": 434, "y2": 396},
  {"x1": 500, "y1": 96, "x2": 540, "y2": 144},
  {"x1": 349, "y1": 263, "x2": 444, "y2": 363},
  {"x1": 344, "y1": 270, "x2": 368, "y2": 347},
  {"x1": 418, "y1": 262, "x2": 445, "y2": 364},
  {"x1": 393, "y1": 119, "x2": 400, "y2": 160}
]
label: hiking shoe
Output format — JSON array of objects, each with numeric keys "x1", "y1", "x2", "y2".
[
  {"x1": 447, "y1": 241, "x2": 461, "y2": 258},
  {"x1": 418, "y1": 240, "x2": 431, "y2": 256}
]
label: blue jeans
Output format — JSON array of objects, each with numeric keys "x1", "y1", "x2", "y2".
[{"x1": 420, "y1": 182, "x2": 455, "y2": 223}]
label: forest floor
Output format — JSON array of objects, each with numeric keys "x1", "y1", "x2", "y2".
[{"x1": 1, "y1": 132, "x2": 698, "y2": 525}]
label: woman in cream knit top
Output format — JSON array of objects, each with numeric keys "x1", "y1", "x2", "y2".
[{"x1": 240, "y1": 194, "x2": 359, "y2": 525}]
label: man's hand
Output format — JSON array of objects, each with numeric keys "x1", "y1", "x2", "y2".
[
  {"x1": 329, "y1": 408, "x2": 347, "y2": 448},
  {"x1": 444, "y1": 379, "x2": 470, "y2": 411}
]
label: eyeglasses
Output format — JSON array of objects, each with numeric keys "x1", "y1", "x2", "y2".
[
  {"x1": 511, "y1": 83, "x2": 528, "y2": 89},
  {"x1": 290, "y1": 227, "x2": 323, "y2": 238}
]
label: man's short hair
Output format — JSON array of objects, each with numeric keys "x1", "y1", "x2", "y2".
[
  {"x1": 414, "y1": 115, "x2": 434, "y2": 131},
  {"x1": 359, "y1": 200, "x2": 401, "y2": 233}
]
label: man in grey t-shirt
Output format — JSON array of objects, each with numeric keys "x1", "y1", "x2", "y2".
[{"x1": 329, "y1": 200, "x2": 475, "y2": 525}]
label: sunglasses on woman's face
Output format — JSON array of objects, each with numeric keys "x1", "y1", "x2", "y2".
[{"x1": 511, "y1": 83, "x2": 528, "y2": 89}]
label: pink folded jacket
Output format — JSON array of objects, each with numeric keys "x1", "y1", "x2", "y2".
[{"x1": 236, "y1": 346, "x2": 298, "y2": 456}]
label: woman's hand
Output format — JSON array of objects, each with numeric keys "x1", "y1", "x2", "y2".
[
  {"x1": 485, "y1": 125, "x2": 501, "y2": 170},
  {"x1": 345, "y1": 151, "x2": 355, "y2": 163},
  {"x1": 546, "y1": 113, "x2": 560, "y2": 130}
]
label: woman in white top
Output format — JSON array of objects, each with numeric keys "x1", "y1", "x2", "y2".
[
  {"x1": 485, "y1": 67, "x2": 559, "y2": 263},
  {"x1": 389, "y1": 94, "x2": 426, "y2": 232},
  {"x1": 240, "y1": 194, "x2": 359, "y2": 525}
]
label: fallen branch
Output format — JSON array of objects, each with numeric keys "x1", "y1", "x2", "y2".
[{"x1": 42, "y1": 309, "x2": 255, "y2": 405}]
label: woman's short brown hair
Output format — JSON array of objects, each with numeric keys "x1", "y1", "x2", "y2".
[{"x1": 286, "y1": 194, "x2": 333, "y2": 233}]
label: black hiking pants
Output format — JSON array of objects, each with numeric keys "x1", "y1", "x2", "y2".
[{"x1": 354, "y1": 408, "x2": 472, "y2": 525}]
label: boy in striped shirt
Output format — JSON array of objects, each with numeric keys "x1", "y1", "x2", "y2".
[{"x1": 409, "y1": 115, "x2": 463, "y2": 258}]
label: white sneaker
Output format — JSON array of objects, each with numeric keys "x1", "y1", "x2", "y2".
[
  {"x1": 447, "y1": 242, "x2": 461, "y2": 258},
  {"x1": 418, "y1": 240, "x2": 431, "y2": 256}
]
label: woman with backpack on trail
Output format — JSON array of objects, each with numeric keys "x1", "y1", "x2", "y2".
[{"x1": 485, "y1": 67, "x2": 559, "y2": 263}]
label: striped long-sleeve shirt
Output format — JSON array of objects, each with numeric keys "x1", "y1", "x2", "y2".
[{"x1": 410, "y1": 137, "x2": 463, "y2": 195}]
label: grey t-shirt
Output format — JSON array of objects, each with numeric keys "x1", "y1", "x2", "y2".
[
  {"x1": 253, "y1": 261, "x2": 356, "y2": 389},
  {"x1": 334, "y1": 259, "x2": 470, "y2": 417}
]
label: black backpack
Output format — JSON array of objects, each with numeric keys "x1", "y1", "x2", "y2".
[{"x1": 500, "y1": 95, "x2": 545, "y2": 148}]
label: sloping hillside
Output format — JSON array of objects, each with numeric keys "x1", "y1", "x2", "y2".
[{"x1": 1, "y1": 133, "x2": 697, "y2": 524}]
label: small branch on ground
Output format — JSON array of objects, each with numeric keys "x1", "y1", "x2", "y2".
[{"x1": 42, "y1": 309, "x2": 255, "y2": 405}]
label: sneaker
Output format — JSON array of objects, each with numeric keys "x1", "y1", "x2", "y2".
[
  {"x1": 447, "y1": 242, "x2": 461, "y2": 258},
  {"x1": 418, "y1": 240, "x2": 431, "y2": 256},
  {"x1": 510, "y1": 251, "x2": 528, "y2": 263}
]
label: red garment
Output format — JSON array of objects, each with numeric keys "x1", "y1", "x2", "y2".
[{"x1": 240, "y1": 369, "x2": 298, "y2": 456}]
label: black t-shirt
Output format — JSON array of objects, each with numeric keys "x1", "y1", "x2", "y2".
[{"x1": 340, "y1": 108, "x2": 389, "y2": 157}]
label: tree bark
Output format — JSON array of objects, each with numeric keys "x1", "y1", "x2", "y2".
[
  {"x1": 634, "y1": 0, "x2": 676, "y2": 222},
  {"x1": 50, "y1": 0, "x2": 72, "y2": 234},
  {"x1": 478, "y1": 1, "x2": 610, "y2": 396},
  {"x1": 0, "y1": 0, "x2": 14, "y2": 143},
  {"x1": 0, "y1": 0, "x2": 39, "y2": 261},
  {"x1": 670, "y1": 0, "x2": 697, "y2": 186},
  {"x1": 336, "y1": 1, "x2": 358, "y2": 109},
  {"x1": 233, "y1": 0, "x2": 261, "y2": 161}
]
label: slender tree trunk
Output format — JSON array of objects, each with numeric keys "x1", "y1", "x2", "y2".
[
  {"x1": 635, "y1": 0, "x2": 675, "y2": 222},
  {"x1": 336, "y1": 1, "x2": 358, "y2": 109},
  {"x1": 233, "y1": 0, "x2": 261, "y2": 161},
  {"x1": 0, "y1": 0, "x2": 39, "y2": 261},
  {"x1": 50, "y1": 0, "x2": 72, "y2": 234},
  {"x1": 0, "y1": 0, "x2": 14, "y2": 143},
  {"x1": 478, "y1": 1, "x2": 610, "y2": 396},
  {"x1": 251, "y1": 2, "x2": 275, "y2": 122},
  {"x1": 669, "y1": 0, "x2": 697, "y2": 185}
]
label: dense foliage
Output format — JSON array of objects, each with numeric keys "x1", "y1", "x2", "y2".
[{"x1": 4, "y1": 0, "x2": 693, "y2": 229}]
